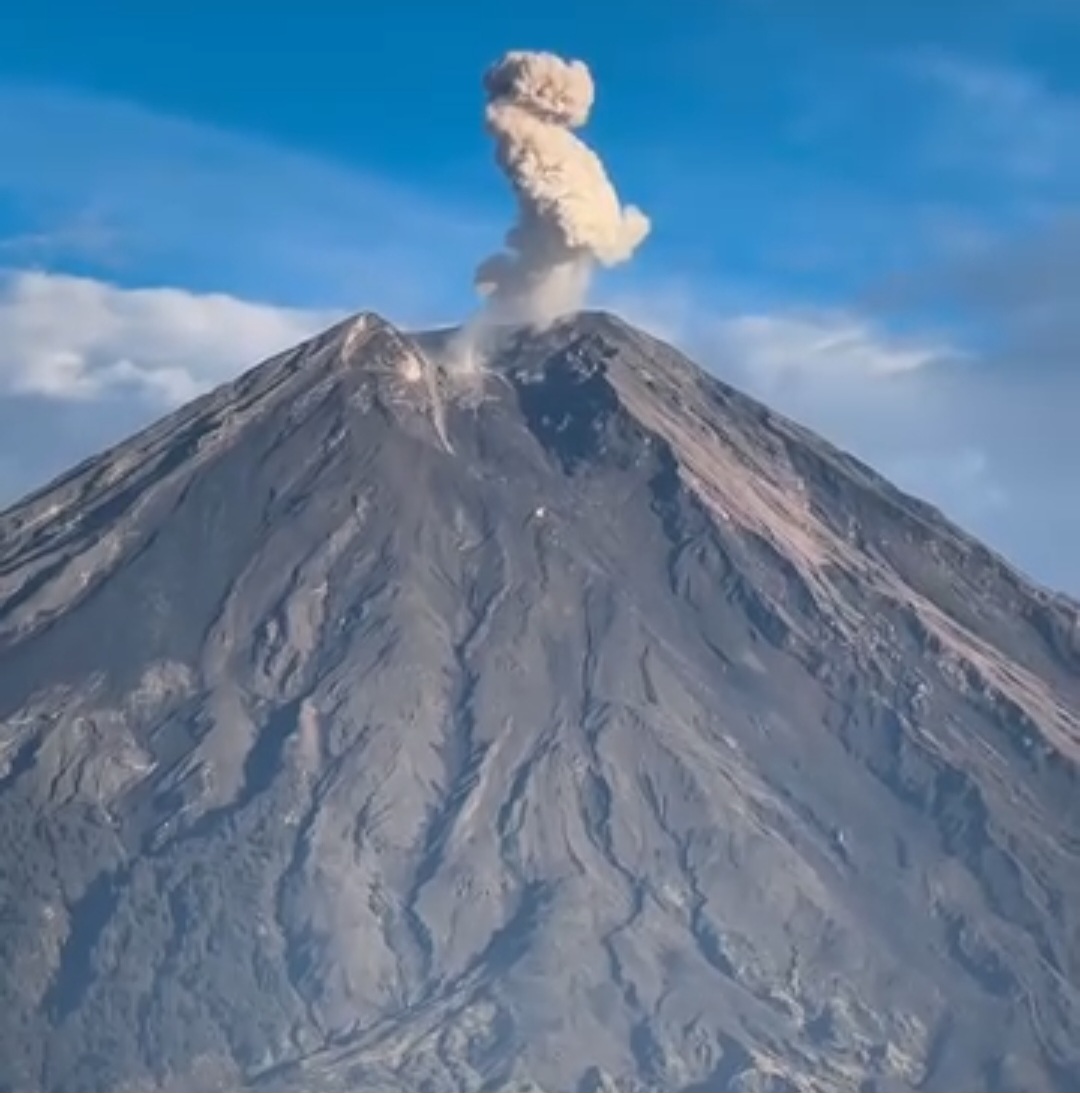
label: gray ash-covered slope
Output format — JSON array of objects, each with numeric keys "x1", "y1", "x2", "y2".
[{"x1": 1, "y1": 311, "x2": 1079, "y2": 1093}]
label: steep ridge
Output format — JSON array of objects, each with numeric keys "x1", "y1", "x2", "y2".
[{"x1": 0, "y1": 310, "x2": 1078, "y2": 1092}]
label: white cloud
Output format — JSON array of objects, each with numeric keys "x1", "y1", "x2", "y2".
[
  {"x1": 0, "y1": 271, "x2": 343, "y2": 514},
  {"x1": 0, "y1": 270, "x2": 339, "y2": 405},
  {"x1": 701, "y1": 311, "x2": 952, "y2": 391},
  {"x1": 611, "y1": 287, "x2": 956, "y2": 394}
]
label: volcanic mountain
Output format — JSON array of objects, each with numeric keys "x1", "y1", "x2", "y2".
[{"x1": 1, "y1": 311, "x2": 1079, "y2": 1092}]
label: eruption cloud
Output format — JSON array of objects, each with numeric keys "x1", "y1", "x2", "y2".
[
  {"x1": 438, "y1": 51, "x2": 650, "y2": 377},
  {"x1": 477, "y1": 52, "x2": 649, "y2": 325}
]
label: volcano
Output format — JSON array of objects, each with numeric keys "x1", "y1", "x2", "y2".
[{"x1": 1, "y1": 311, "x2": 1078, "y2": 1092}]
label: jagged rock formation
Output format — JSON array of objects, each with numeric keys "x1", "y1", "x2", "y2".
[{"x1": 1, "y1": 311, "x2": 1079, "y2": 1092}]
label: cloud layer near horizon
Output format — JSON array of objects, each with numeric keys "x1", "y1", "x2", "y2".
[
  {"x1": 0, "y1": 267, "x2": 1076, "y2": 600},
  {"x1": 0, "y1": 270, "x2": 339, "y2": 403}
]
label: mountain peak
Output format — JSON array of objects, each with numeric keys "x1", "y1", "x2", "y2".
[{"x1": 1, "y1": 311, "x2": 1079, "y2": 1092}]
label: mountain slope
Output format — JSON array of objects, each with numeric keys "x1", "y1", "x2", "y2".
[{"x1": 1, "y1": 311, "x2": 1078, "y2": 1092}]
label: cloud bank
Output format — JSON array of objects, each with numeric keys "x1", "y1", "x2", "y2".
[
  {"x1": 0, "y1": 270, "x2": 337, "y2": 403},
  {"x1": 0, "y1": 271, "x2": 336, "y2": 506}
]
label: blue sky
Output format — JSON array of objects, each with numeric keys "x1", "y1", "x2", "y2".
[{"x1": 1, "y1": 0, "x2": 1079, "y2": 593}]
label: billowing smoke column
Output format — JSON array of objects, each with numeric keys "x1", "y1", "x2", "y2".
[{"x1": 474, "y1": 50, "x2": 651, "y2": 327}]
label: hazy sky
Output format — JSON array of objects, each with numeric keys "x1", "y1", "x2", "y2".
[{"x1": 1, "y1": 0, "x2": 1078, "y2": 593}]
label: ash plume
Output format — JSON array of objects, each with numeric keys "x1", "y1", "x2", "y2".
[{"x1": 474, "y1": 50, "x2": 650, "y2": 330}]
